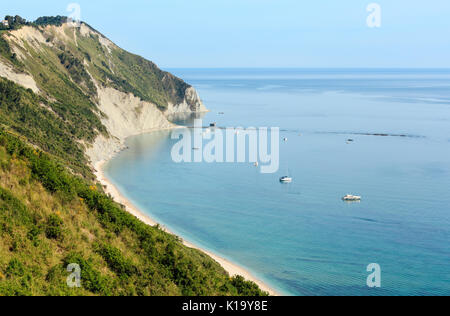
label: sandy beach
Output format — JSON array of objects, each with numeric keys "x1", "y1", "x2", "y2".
[{"x1": 94, "y1": 160, "x2": 279, "y2": 296}]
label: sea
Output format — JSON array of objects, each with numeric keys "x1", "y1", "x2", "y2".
[{"x1": 103, "y1": 68, "x2": 450, "y2": 296}]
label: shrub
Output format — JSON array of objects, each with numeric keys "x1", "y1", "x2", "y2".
[
  {"x1": 98, "y1": 244, "x2": 138, "y2": 279},
  {"x1": 45, "y1": 214, "x2": 64, "y2": 240},
  {"x1": 231, "y1": 276, "x2": 268, "y2": 296},
  {"x1": 6, "y1": 259, "x2": 25, "y2": 277},
  {"x1": 64, "y1": 253, "x2": 114, "y2": 295}
]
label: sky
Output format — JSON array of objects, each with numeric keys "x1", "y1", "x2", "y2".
[{"x1": 2, "y1": 0, "x2": 450, "y2": 68}]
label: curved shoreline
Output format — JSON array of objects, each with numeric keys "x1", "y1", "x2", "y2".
[{"x1": 94, "y1": 159, "x2": 280, "y2": 296}]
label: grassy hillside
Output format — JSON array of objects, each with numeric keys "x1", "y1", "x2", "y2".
[
  {"x1": 0, "y1": 122, "x2": 266, "y2": 296},
  {"x1": 3, "y1": 19, "x2": 192, "y2": 110},
  {"x1": 0, "y1": 77, "x2": 95, "y2": 178},
  {"x1": 0, "y1": 19, "x2": 266, "y2": 296},
  {"x1": 75, "y1": 28, "x2": 190, "y2": 109}
]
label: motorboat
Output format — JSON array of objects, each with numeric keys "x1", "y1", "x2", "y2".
[
  {"x1": 342, "y1": 195, "x2": 361, "y2": 201},
  {"x1": 279, "y1": 176, "x2": 293, "y2": 183}
]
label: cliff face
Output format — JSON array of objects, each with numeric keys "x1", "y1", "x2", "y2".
[
  {"x1": 86, "y1": 85, "x2": 175, "y2": 164},
  {"x1": 0, "y1": 22, "x2": 207, "y2": 164}
]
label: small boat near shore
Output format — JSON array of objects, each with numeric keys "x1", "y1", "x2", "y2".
[{"x1": 342, "y1": 194, "x2": 361, "y2": 201}]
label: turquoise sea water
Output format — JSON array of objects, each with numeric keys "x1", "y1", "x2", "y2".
[{"x1": 104, "y1": 69, "x2": 450, "y2": 296}]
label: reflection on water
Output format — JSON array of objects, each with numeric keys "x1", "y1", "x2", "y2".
[{"x1": 167, "y1": 111, "x2": 207, "y2": 126}]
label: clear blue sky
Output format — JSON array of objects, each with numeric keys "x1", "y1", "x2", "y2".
[{"x1": 2, "y1": 0, "x2": 450, "y2": 68}]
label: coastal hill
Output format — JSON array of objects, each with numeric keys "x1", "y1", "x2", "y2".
[
  {"x1": 0, "y1": 16, "x2": 266, "y2": 296},
  {"x1": 1, "y1": 15, "x2": 207, "y2": 172}
]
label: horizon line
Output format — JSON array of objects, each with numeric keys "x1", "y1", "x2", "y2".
[{"x1": 163, "y1": 67, "x2": 450, "y2": 70}]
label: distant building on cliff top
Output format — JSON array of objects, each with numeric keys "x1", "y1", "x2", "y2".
[{"x1": 1, "y1": 20, "x2": 8, "y2": 27}]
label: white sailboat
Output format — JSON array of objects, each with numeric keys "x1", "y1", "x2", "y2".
[{"x1": 280, "y1": 166, "x2": 293, "y2": 183}]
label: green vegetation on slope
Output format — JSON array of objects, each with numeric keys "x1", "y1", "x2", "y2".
[
  {"x1": 12, "y1": 41, "x2": 106, "y2": 138},
  {"x1": 0, "y1": 78, "x2": 98, "y2": 177},
  {"x1": 0, "y1": 36, "x2": 23, "y2": 70},
  {"x1": 0, "y1": 19, "x2": 262, "y2": 296},
  {"x1": 58, "y1": 50, "x2": 97, "y2": 96},
  {"x1": 107, "y1": 49, "x2": 189, "y2": 109},
  {"x1": 0, "y1": 129, "x2": 267, "y2": 296},
  {"x1": 72, "y1": 25, "x2": 191, "y2": 110}
]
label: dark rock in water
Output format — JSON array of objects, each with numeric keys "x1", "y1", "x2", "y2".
[{"x1": 318, "y1": 131, "x2": 425, "y2": 139}]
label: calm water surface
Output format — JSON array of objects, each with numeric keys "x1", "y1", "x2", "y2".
[{"x1": 105, "y1": 69, "x2": 450, "y2": 296}]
